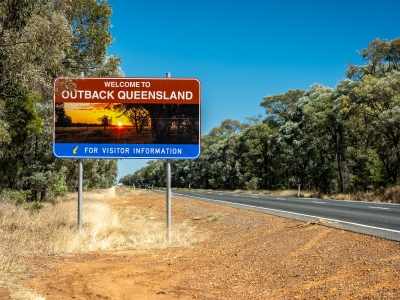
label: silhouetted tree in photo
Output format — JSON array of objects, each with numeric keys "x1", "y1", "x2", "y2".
[
  {"x1": 126, "y1": 106, "x2": 150, "y2": 133},
  {"x1": 114, "y1": 103, "x2": 199, "y2": 144},
  {"x1": 55, "y1": 103, "x2": 72, "y2": 127},
  {"x1": 97, "y1": 115, "x2": 112, "y2": 130}
]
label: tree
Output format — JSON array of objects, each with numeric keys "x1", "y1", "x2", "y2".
[
  {"x1": 296, "y1": 84, "x2": 347, "y2": 193},
  {"x1": 0, "y1": 0, "x2": 120, "y2": 199},
  {"x1": 55, "y1": 103, "x2": 72, "y2": 126},
  {"x1": 122, "y1": 37, "x2": 400, "y2": 195},
  {"x1": 202, "y1": 119, "x2": 248, "y2": 149},
  {"x1": 260, "y1": 89, "x2": 304, "y2": 126},
  {"x1": 347, "y1": 38, "x2": 400, "y2": 80},
  {"x1": 115, "y1": 105, "x2": 150, "y2": 133},
  {"x1": 237, "y1": 123, "x2": 277, "y2": 190},
  {"x1": 340, "y1": 72, "x2": 400, "y2": 185},
  {"x1": 97, "y1": 115, "x2": 112, "y2": 130}
]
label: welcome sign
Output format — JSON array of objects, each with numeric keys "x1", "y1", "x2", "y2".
[{"x1": 53, "y1": 77, "x2": 201, "y2": 159}]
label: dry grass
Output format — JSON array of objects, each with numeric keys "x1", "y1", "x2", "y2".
[
  {"x1": 234, "y1": 186, "x2": 400, "y2": 203},
  {"x1": 325, "y1": 186, "x2": 400, "y2": 203},
  {"x1": 235, "y1": 189, "x2": 316, "y2": 198},
  {"x1": 0, "y1": 187, "x2": 202, "y2": 297},
  {"x1": 11, "y1": 290, "x2": 45, "y2": 300}
]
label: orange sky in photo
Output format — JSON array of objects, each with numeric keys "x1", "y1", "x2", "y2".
[{"x1": 64, "y1": 103, "x2": 130, "y2": 125}]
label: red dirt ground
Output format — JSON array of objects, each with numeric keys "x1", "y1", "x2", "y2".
[{"x1": 19, "y1": 190, "x2": 400, "y2": 299}]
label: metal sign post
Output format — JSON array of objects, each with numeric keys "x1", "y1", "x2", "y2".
[
  {"x1": 78, "y1": 71, "x2": 84, "y2": 230},
  {"x1": 166, "y1": 159, "x2": 172, "y2": 240},
  {"x1": 78, "y1": 158, "x2": 83, "y2": 229},
  {"x1": 166, "y1": 72, "x2": 172, "y2": 241}
]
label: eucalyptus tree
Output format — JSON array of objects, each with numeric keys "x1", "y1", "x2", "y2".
[
  {"x1": 84, "y1": 159, "x2": 117, "y2": 189},
  {"x1": 149, "y1": 160, "x2": 166, "y2": 187},
  {"x1": 0, "y1": 0, "x2": 121, "y2": 199},
  {"x1": 170, "y1": 159, "x2": 195, "y2": 188},
  {"x1": 201, "y1": 134, "x2": 240, "y2": 190},
  {"x1": 193, "y1": 119, "x2": 247, "y2": 189},
  {"x1": 237, "y1": 123, "x2": 277, "y2": 190},
  {"x1": 339, "y1": 37, "x2": 400, "y2": 188},
  {"x1": 203, "y1": 119, "x2": 248, "y2": 148},
  {"x1": 347, "y1": 38, "x2": 400, "y2": 80},
  {"x1": 336, "y1": 78, "x2": 381, "y2": 190},
  {"x1": 260, "y1": 89, "x2": 304, "y2": 127},
  {"x1": 339, "y1": 72, "x2": 400, "y2": 186},
  {"x1": 260, "y1": 89, "x2": 310, "y2": 189},
  {"x1": 297, "y1": 84, "x2": 348, "y2": 193}
]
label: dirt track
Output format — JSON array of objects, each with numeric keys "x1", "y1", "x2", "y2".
[{"x1": 23, "y1": 190, "x2": 400, "y2": 299}]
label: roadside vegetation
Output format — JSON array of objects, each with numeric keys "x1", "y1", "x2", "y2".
[
  {"x1": 235, "y1": 186, "x2": 400, "y2": 203},
  {"x1": 121, "y1": 38, "x2": 400, "y2": 200}
]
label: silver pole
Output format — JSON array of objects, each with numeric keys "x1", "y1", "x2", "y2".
[
  {"x1": 78, "y1": 71, "x2": 84, "y2": 230},
  {"x1": 298, "y1": 184, "x2": 301, "y2": 197},
  {"x1": 166, "y1": 72, "x2": 172, "y2": 240},
  {"x1": 78, "y1": 159, "x2": 83, "y2": 229},
  {"x1": 166, "y1": 159, "x2": 171, "y2": 240}
]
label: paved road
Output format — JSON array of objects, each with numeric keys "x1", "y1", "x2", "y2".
[{"x1": 154, "y1": 188, "x2": 400, "y2": 241}]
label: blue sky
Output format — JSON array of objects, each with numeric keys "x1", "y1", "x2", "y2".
[{"x1": 108, "y1": 0, "x2": 400, "y2": 180}]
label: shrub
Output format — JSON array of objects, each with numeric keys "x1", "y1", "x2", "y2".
[
  {"x1": 24, "y1": 202, "x2": 44, "y2": 211},
  {"x1": 208, "y1": 212, "x2": 224, "y2": 222},
  {"x1": 0, "y1": 190, "x2": 31, "y2": 205},
  {"x1": 52, "y1": 178, "x2": 68, "y2": 197}
]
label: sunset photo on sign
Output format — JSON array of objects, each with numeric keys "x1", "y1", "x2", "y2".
[
  {"x1": 64, "y1": 103, "x2": 130, "y2": 125},
  {"x1": 54, "y1": 102, "x2": 200, "y2": 144}
]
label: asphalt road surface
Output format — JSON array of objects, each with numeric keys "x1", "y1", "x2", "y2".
[{"x1": 154, "y1": 188, "x2": 400, "y2": 241}]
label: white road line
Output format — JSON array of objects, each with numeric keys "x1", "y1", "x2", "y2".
[
  {"x1": 233, "y1": 195, "x2": 239, "y2": 197},
  {"x1": 219, "y1": 193, "x2": 224, "y2": 195},
  {"x1": 313, "y1": 201, "x2": 326, "y2": 204},
  {"x1": 251, "y1": 196, "x2": 258, "y2": 198},
  {"x1": 368, "y1": 206, "x2": 389, "y2": 210},
  {"x1": 173, "y1": 193, "x2": 400, "y2": 235},
  {"x1": 276, "y1": 198, "x2": 286, "y2": 200}
]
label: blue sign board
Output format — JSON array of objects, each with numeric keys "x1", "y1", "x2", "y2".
[
  {"x1": 53, "y1": 77, "x2": 201, "y2": 159},
  {"x1": 53, "y1": 143, "x2": 201, "y2": 159}
]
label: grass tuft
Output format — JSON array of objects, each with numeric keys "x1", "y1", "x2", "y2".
[
  {"x1": 11, "y1": 290, "x2": 45, "y2": 300},
  {"x1": 207, "y1": 212, "x2": 225, "y2": 222}
]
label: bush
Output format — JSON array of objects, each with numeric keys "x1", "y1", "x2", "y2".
[
  {"x1": 52, "y1": 178, "x2": 68, "y2": 197},
  {"x1": 25, "y1": 202, "x2": 44, "y2": 211},
  {"x1": 245, "y1": 177, "x2": 259, "y2": 190},
  {"x1": 0, "y1": 190, "x2": 31, "y2": 205}
]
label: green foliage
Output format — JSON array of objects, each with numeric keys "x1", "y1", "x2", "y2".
[
  {"x1": 126, "y1": 37, "x2": 400, "y2": 195},
  {"x1": 207, "y1": 213, "x2": 224, "y2": 222},
  {"x1": 0, "y1": 190, "x2": 31, "y2": 204},
  {"x1": 347, "y1": 38, "x2": 400, "y2": 80},
  {"x1": 261, "y1": 89, "x2": 304, "y2": 125},
  {"x1": 0, "y1": 0, "x2": 120, "y2": 199},
  {"x1": 52, "y1": 178, "x2": 68, "y2": 197},
  {"x1": 24, "y1": 202, "x2": 44, "y2": 211}
]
